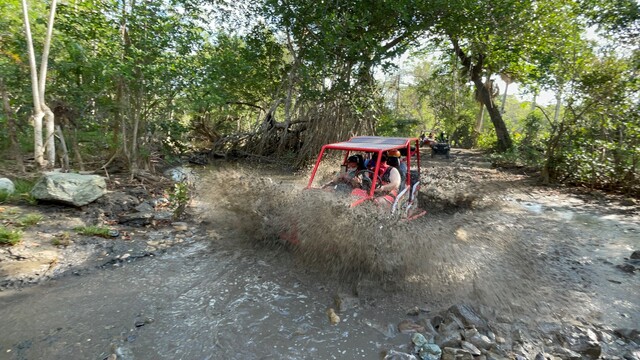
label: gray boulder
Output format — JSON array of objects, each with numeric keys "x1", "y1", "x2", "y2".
[
  {"x1": 448, "y1": 304, "x2": 488, "y2": 331},
  {"x1": 0, "y1": 178, "x2": 15, "y2": 194},
  {"x1": 31, "y1": 172, "x2": 107, "y2": 206}
]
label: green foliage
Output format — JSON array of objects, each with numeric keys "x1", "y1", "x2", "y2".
[
  {"x1": 0, "y1": 225, "x2": 22, "y2": 245},
  {"x1": 0, "y1": 179, "x2": 37, "y2": 204},
  {"x1": 168, "y1": 181, "x2": 192, "y2": 219},
  {"x1": 52, "y1": 232, "x2": 72, "y2": 246},
  {"x1": 74, "y1": 225, "x2": 111, "y2": 238},
  {"x1": 537, "y1": 52, "x2": 639, "y2": 193},
  {"x1": 376, "y1": 111, "x2": 422, "y2": 137},
  {"x1": 476, "y1": 129, "x2": 498, "y2": 150},
  {"x1": 409, "y1": 57, "x2": 478, "y2": 144},
  {"x1": 17, "y1": 213, "x2": 43, "y2": 227}
]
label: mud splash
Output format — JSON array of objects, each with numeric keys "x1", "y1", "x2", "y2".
[{"x1": 195, "y1": 159, "x2": 640, "y2": 328}]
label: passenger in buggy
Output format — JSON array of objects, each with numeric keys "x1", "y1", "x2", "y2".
[{"x1": 374, "y1": 154, "x2": 401, "y2": 206}]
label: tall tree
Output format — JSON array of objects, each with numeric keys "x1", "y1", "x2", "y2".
[
  {"x1": 425, "y1": 0, "x2": 589, "y2": 152},
  {"x1": 21, "y1": 0, "x2": 58, "y2": 168}
]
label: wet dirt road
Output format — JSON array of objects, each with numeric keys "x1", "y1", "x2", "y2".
[
  {"x1": 0, "y1": 240, "x2": 412, "y2": 360},
  {"x1": 1, "y1": 149, "x2": 638, "y2": 359}
]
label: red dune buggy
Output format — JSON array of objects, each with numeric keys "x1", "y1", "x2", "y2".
[{"x1": 306, "y1": 136, "x2": 426, "y2": 219}]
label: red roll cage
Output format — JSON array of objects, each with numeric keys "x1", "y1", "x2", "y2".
[{"x1": 306, "y1": 136, "x2": 421, "y2": 200}]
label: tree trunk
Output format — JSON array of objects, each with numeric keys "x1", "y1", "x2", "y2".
[
  {"x1": 23, "y1": 0, "x2": 58, "y2": 168},
  {"x1": 0, "y1": 79, "x2": 26, "y2": 173},
  {"x1": 22, "y1": 0, "x2": 45, "y2": 167},
  {"x1": 40, "y1": 0, "x2": 57, "y2": 167},
  {"x1": 473, "y1": 76, "x2": 512, "y2": 151},
  {"x1": 500, "y1": 81, "x2": 509, "y2": 114},
  {"x1": 451, "y1": 38, "x2": 512, "y2": 152},
  {"x1": 475, "y1": 102, "x2": 484, "y2": 133},
  {"x1": 553, "y1": 87, "x2": 563, "y2": 123},
  {"x1": 43, "y1": 104, "x2": 56, "y2": 166},
  {"x1": 55, "y1": 125, "x2": 70, "y2": 171},
  {"x1": 71, "y1": 127, "x2": 85, "y2": 171}
]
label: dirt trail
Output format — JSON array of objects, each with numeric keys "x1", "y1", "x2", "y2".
[{"x1": 0, "y1": 148, "x2": 638, "y2": 359}]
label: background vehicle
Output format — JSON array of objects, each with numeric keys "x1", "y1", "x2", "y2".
[{"x1": 431, "y1": 141, "x2": 451, "y2": 158}]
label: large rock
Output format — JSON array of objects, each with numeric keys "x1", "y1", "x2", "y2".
[
  {"x1": 0, "y1": 178, "x2": 15, "y2": 194},
  {"x1": 563, "y1": 327, "x2": 602, "y2": 359},
  {"x1": 31, "y1": 173, "x2": 107, "y2": 206},
  {"x1": 448, "y1": 304, "x2": 489, "y2": 331}
]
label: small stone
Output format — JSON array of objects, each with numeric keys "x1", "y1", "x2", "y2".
[
  {"x1": 171, "y1": 222, "x2": 188, "y2": 231},
  {"x1": 435, "y1": 331, "x2": 462, "y2": 348},
  {"x1": 407, "y1": 306, "x2": 420, "y2": 316},
  {"x1": 631, "y1": 250, "x2": 640, "y2": 260},
  {"x1": 107, "y1": 354, "x2": 117, "y2": 360},
  {"x1": 327, "y1": 308, "x2": 340, "y2": 325},
  {"x1": 383, "y1": 349, "x2": 418, "y2": 360},
  {"x1": 333, "y1": 293, "x2": 359, "y2": 313},
  {"x1": 412, "y1": 333, "x2": 428, "y2": 347},
  {"x1": 419, "y1": 343, "x2": 442, "y2": 360},
  {"x1": 120, "y1": 253, "x2": 130, "y2": 260},
  {"x1": 398, "y1": 319, "x2": 425, "y2": 334},
  {"x1": 461, "y1": 341, "x2": 481, "y2": 356},
  {"x1": 621, "y1": 198, "x2": 637, "y2": 206},
  {"x1": 617, "y1": 264, "x2": 636, "y2": 273},
  {"x1": 614, "y1": 328, "x2": 640, "y2": 342}
]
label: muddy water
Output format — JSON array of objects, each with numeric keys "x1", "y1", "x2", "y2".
[
  {"x1": 1, "y1": 160, "x2": 639, "y2": 359},
  {"x1": 0, "y1": 240, "x2": 410, "y2": 359},
  {"x1": 512, "y1": 198, "x2": 640, "y2": 327}
]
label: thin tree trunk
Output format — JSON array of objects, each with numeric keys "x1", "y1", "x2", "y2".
[
  {"x1": 475, "y1": 102, "x2": 484, "y2": 133},
  {"x1": 475, "y1": 77, "x2": 512, "y2": 151},
  {"x1": 553, "y1": 87, "x2": 563, "y2": 123},
  {"x1": 43, "y1": 104, "x2": 56, "y2": 166},
  {"x1": 500, "y1": 82, "x2": 509, "y2": 114},
  {"x1": 21, "y1": 0, "x2": 45, "y2": 167},
  {"x1": 71, "y1": 127, "x2": 85, "y2": 171},
  {"x1": 1, "y1": 79, "x2": 26, "y2": 173},
  {"x1": 55, "y1": 125, "x2": 69, "y2": 170},
  {"x1": 40, "y1": 0, "x2": 58, "y2": 167}
]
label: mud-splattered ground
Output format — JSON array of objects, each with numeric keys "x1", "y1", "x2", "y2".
[{"x1": 0, "y1": 148, "x2": 638, "y2": 359}]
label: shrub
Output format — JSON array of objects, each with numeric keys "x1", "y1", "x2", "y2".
[
  {"x1": 52, "y1": 232, "x2": 72, "y2": 246},
  {"x1": 0, "y1": 178, "x2": 37, "y2": 205},
  {"x1": 74, "y1": 225, "x2": 111, "y2": 238},
  {"x1": 18, "y1": 213, "x2": 43, "y2": 227},
  {"x1": 0, "y1": 226, "x2": 22, "y2": 245}
]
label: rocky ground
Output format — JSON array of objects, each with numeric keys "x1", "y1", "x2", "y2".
[
  {"x1": 0, "y1": 173, "x2": 200, "y2": 290},
  {"x1": 0, "y1": 149, "x2": 639, "y2": 360}
]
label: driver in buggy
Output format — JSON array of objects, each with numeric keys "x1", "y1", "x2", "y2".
[{"x1": 323, "y1": 155, "x2": 364, "y2": 189}]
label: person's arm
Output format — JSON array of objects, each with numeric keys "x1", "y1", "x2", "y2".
[{"x1": 376, "y1": 168, "x2": 401, "y2": 193}]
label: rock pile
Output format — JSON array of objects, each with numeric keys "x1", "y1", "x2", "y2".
[{"x1": 384, "y1": 304, "x2": 640, "y2": 360}]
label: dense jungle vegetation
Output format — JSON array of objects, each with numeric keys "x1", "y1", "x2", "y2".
[{"x1": 1, "y1": 0, "x2": 638, "y2": 194}]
